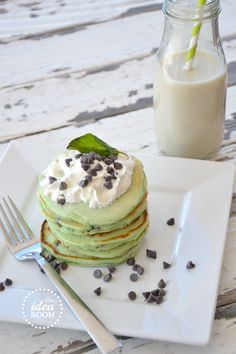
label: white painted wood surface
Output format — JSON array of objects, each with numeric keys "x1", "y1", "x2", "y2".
[{"x1": 0, "y1": 0, "x2": 236, "y2": 353}]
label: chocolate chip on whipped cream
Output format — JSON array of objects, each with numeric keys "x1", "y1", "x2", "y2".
[
  {"x1": 57, "y1": 194, "x2": 66, "y2": 205},
  {"x1": 49, "y1": 176, "x2": 57, "y2": 184},
  {"x1": 103, "y1": 181, "x2": 113, "y2": 189},
  {"x1": 59, "y1": 181, "x2": 67, "y2": 190},
  {"x1": 114, "y1": 162, "x2": 123, "y2": 170},
  {"x1": 40, "y1": 150, "x2": 135, "y2": 209},
  {"x1": 104, "y1": 157, "x2": 113, "y2": 165},
  {"x1": 65, "y1": 158, "x2": 72, "y2": 167}
]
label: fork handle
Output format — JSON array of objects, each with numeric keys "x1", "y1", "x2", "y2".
[{"x1": 36, "y1": 256, "x2": 122, "y2": 354}]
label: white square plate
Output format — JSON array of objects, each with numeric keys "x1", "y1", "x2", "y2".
[{"x1": 0, "y1": 142, "x2": 234, "y2": 346}]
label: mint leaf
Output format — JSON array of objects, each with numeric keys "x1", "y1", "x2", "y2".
[{"x1": 67, "y1": 133, "x2": 120, "y2": 156}]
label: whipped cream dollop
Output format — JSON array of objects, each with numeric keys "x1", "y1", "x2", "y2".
[{"x1": 40, "y1": 150, "x2": 135, "y2": 209}]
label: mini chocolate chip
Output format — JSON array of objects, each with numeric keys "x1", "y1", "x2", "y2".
[
  {"x1": 55, "y1": 267, "x2": 61, "y2": 274},
  {"x1": 55, "y1": 240, "x2": 61, "y2": 247},
  {"x1": 4, "y1": 278, "x2": 12, "y2": 286},
  {"x1": 158, "y1": 279, "x2": 166, "y2": 288},
  {"x1": 156, "y1": 295, "x2": 163, "y2": 304},
  {"x1": 103, "y1": 273, "x2": 112, "y2": 282},
  {"x1": 0, "y1": 282, "x2": 5, "y2": 291},
  {"x1": 147, "y1": 294, "x2": 156, "y2": 303},
  {"x1": 159, "y1": 289, "x2": 166, "y2": 296},
  {"x1": 60, "y1": 262, "x2": 68, "y2": 270},
  {"x1": 113, "y1": 162, "x2": 123, "y2": 170},
  {"x1": 85, "y1": 174, "x2": 92, "y2": 182},
  {"x1": 107, "y1": 166, "x2": 115, "y2": 174},
  {"x1": 142, "y1": 291, "x2": 150, "y2": 300},
  {"x1": 65, "y1": 158, "x2": 72, "y2": 167},
  {"x1": 186, "y1": 261, "x2": 195, "y2": 269},
  {"x1": 108, "y1": 266, "x2": 116, "y2": 273},
  {"x1": 151, "y1": 289, "x2": 160, "y2": 297},
  {"x1": 163, "y1": 261, "x2": 171, "y2": 269},
  {"x1": 130, "y1": 273, "x2": 138, "y2": 282},
  {"x1": 81, "y1": 163, "x2": 90, "y2": 171},
  {"x1": 104, "y1": 175, "x2": 113, "y2": 182},
  {"x1": 146, "y1": 249, "x2": 157, "y2": 259},
  {"x1": 132, "y1": 263, "x2": 143, "y2": 272},
  {"x1": 128, "y1": 291, "x2": 136, "y2": 301},
  {"x1": 49, "y1": 176, "x2": 57, "y2": 184},
  {"x1": 103, "y1": 181, "x2": 113, "y2": 189},
  {"x1": 112, "y1": 174, "x2": 117, "y2": 180},
  {"x1": 104, "y1": 157, "x2": 113, "y2": 165},
  {"x1": 94, "y1": 163, "x2": 103, "y2": 171},
  {"x1": 59, "y1": 181, "x2": 67, "y2": 190},
  {"x1": 127, "y1": 257, "x2": 135, "y2": 266},
  {"x1": 57, "y1": 195, "x2": 66, "y2": 205},
  {"x1": 93, "y1": 269, "x2": 102, "y2": 279},
  {"x1": 75, "y1": 153, "x2": 82, "y2": 159},
  {"x1": 79, "y1": 179, "x2": 89, "y2": 188},
  {"x1": 94, "y1": 287, "x2": 101, "y2": 296},
  {"x1": 47, "y1": 254, "x2": 56, "y2": 263},
  {"x1": 136, "y1": 265, "x2": 144, "y2": 275},
  {"x1": 167, "y1": 218, "x2": 175, "y2": 226},
  {"x1": 89, "y1": 169, "x2": 97, "y2": 176},
  {"x1": 81, "y1": 155, "x2": 93, "y2": 164}
]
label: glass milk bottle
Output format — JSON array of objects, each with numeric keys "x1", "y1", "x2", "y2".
[{"x1": 154, "y1": 0, "x2": 227, "y2": 159}]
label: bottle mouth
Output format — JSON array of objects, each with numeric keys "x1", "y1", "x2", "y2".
[{"x1": 163, "y1": 0, "x2": 220, "y2": 21}]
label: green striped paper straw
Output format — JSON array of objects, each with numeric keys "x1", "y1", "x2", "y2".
[{"x1": 185, "y1": 0, "x2": 207, "y2": 70}]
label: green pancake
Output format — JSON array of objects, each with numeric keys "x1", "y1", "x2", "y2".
[{"x1": 38, "y1": 155, "x2": 149, "y2": 266}]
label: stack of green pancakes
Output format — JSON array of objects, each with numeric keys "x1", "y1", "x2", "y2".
[{"x1": 38, "y1": 149, "x2": 148, "y2": 266}]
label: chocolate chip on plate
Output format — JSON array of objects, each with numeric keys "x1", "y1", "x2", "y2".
[
  {"x1": 142, "y1": 291, "x2": 150, "y2": 300},
  {"x1": 65, "y1": 158, "x2": 72, "y2": 167},
  {"x1": 4, "y1": 278, "x2": 13, "y2": 286},
  {"x1": 167, "y1": 218, "x2": 175, "y2": 226},
  {"x1": 159, "y1": 289, "x2": 166, "y2": 296},
  {"x1": 104, "y1": 157, "x2": 113, "y2": 165},
  {"x1": 60, "y1": 262, "x2": 68, "y2": 270},
  {"x1": 130, "y1": 273, "x2": 138, "y2": 282},
  {"x1": 128, "y1": 291, "x2": 136, "y2": 301},
  {"x1": 103, "y1": 181, "x2": 113, "y2": 189},
  {"x1": 89, "y1": 169, "x2": 97, "y2": 176},
  {"x1": 79, "y1": 178, "x2": 89, "y2": 188},
  {"x1": 0, "y1": 282, "x2": 5, "y2": 291},
  {"x1": 108, "y1": 266, "x2": 116, "y2": 273},
  {"x1": 107, "y1": 166, "x2": 115, "y2": 174},
  {"x1": 186, "y1": 261, "x2": 195, "y2": 269},
  {"x1": 81, "y1": 163, "x2": 90, "y2": 171},
  {"x1": 146, "y1": 249, "x2": 157, "y2": 259},
  {"x1": 136, "y1": 265, "x2": 144, "y2": 275},
  {"x1": 151, "y1": 289, "x2": 160, "y2": 297},
  {"x1": 75, "y1": 153, "x2": 82, "y2": 159},
  {"x1": 49, "y1": 176, "x2": 57, "y2": 184},
  {"x1": 57, "y1": 195, "x2": 66, "y2": 205},
  {"x1": 113, "y1": 162, "x2": 123, "y2": 170},
  {"x1": 103, "y1": 273, "x2": 112, "y2": 282},
  {"x1": 127, "y1": 257, "x2": 135, "y2": 266},
  {"x1": 158, "y1": 279, "x2": 166, "y2": 288},
  {"x1": 156, "y1": 295, "x2": 163, "y2": 304},
  {"x1": 163, "y1": 261, "x2": 171, "y2": 269},
  {"x1": 147, "y1": 294, "x2": 156, "y2": 303},
  {"x1": 93, "y1": 269, "x2": 102, "y2": 279},
  {"x1": 94, "y1": 287, "x2": 101, "y2": 296},
  {"x1": 59, "y1": 181, "x2": 67, "y2": 190}
]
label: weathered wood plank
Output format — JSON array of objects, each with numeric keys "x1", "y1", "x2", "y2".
[
  {"x1": 1, "y1": 36, "x2": 236, "y2": 143},
  {"x1": 0, "y1": 1, "x2": 235, "y2": 89},
  {"x1": 0, "y1": 0, "x2": 161, "y2": 42}
]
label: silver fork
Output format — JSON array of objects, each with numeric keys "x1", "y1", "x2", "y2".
[{"x1": 0, "y1": 196, "x2": 122, "y2": 354}]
